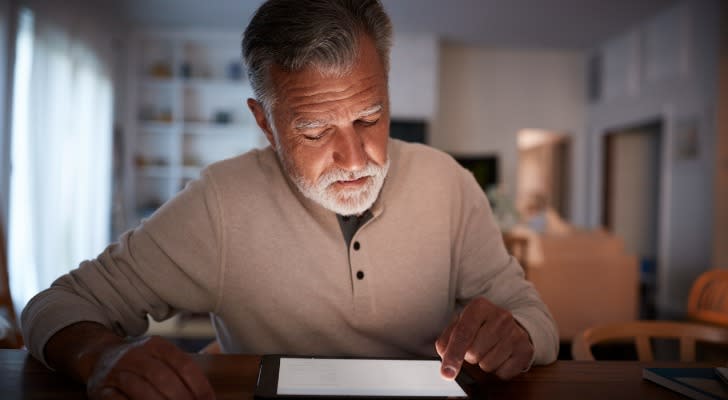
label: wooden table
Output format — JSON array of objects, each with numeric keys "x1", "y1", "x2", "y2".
[{"x1": 0, "y1": 349, "x2": 713, "y2": 399}]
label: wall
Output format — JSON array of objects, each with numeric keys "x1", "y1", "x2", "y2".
[
  {"x1": 587, "y1": 0, "x2": 721, "y2": 316},
  {"x1": 714, "y1": 4, "x2": 728, "y2": 268},
  {"x1": 432, "y1": 45, "x2": 587, "y2": 224},
  {"x1": 388, "y1": 33, "x2": 439, "y2": 121}
]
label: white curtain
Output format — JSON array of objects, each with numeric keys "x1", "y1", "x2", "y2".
[{"x1": 8, "y1": 5, "x2": 113, "y2": 313}]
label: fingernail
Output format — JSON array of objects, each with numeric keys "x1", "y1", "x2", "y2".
[{"x1": 442, "y1": 365, "x2": 457, "y2": 380}]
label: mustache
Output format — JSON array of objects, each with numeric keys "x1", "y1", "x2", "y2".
[{"x1": 317, "y1": 162, "x2": 384, "y2": 188}]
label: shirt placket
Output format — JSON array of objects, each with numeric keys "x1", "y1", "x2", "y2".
[{"x1": 348, "y1": 230, "x2": 373, "y2": 315}]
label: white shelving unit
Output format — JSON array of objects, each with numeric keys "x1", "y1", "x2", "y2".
[
  {"x1": 124, "y1": 31, "x2": 267, "y2": 231},
  {"x1": 123, "y1": 31, "x2": 272, "y2": 339}
]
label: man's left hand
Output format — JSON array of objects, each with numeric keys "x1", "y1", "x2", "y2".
[{"x1": 435, "y1": 297, "x2": 534, "y2": 380}]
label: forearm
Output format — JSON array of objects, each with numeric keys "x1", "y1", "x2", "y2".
[{"x1": 44, "y1": 321, "x2": 125, "y2": 383}]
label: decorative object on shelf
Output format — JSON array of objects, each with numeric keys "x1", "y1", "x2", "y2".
[
  {"x1": 137, "y1": 201, "x2": 163, "y2": 219},
  {"x1": 150, "y1": 61, "x2": 172, "y2": 78},
  {"x1": 127, "y1": 32, "x2": 261, "y2": 232},
  {"x1": 214, "y1": 111, "x2": 232, "y2": 124},
  {"x1": 134, "y1": 155, "x2": 169, "y2": 167},
  {"x1": 180, "y1": 61, "x2": 192, "y2": 79},
  {"x1": 227, "y1": 61, "x2": 243, "y2": 80},
  {"x1": 183, "y1": 155, "x2": 201, "y2": 167},
  {"x1": 158, "y1": 108, "x2": 173, "y2": 122}
]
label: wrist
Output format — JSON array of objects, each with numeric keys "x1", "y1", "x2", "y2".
[
  {"x1": 44, "y1": 322, "x2": 125, "y2": 383},
  {"x1": 74, "y1": 336, "x2": 125, "y2": 382}
]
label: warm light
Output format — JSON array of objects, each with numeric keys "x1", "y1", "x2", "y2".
[{"x1": 517, "y1": 129, "x2": 565, "y2": 150}]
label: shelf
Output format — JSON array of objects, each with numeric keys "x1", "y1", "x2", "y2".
[
  {"x1": 137, "y1": 166, "x2": 173, "y2": 178},
  {"x1": 125, "y1": 32, "x2": 260, "y2": 235},
  {"x1": 183, "y1": 121, "x2": 251, "y2": 135},
  {"x1": 141, "y1": 77, "x2": 246, "y2": 89},
  {"x1": 140, "y1": 77, "x2": 180, "y2": 89},
  {"x1": 182, "y1": 78, "x2": 247, "y2": 90},
  {"x1": 138, "y1": 121, "x2": 181, "y2": 131}
]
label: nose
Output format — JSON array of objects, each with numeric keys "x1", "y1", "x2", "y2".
[{"x1": 332, "y1": 127, "x2": 367, "y2": 172}]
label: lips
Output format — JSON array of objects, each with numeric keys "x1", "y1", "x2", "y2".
[{"x1": 335, "y1": 176, "x2": 369, "y2": 187}]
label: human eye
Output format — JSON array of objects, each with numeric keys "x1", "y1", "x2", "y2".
[
  {"x1": 302, "y1": 129, "x2": 330, "y2": 141},
  {"x1": 356, "y1": 118, "x2": 380, "y2": 127}
]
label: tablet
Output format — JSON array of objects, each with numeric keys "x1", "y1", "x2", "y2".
[{"x1": 254, "y1": 355, "x2": 470, "y2": 398}]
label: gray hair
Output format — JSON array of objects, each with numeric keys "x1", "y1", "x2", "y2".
[{"x1": 242, "y1": 0, "x2": 393, "y2": 114}]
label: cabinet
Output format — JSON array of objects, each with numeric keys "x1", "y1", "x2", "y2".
[{"x1": 125, "y1": 31, "x2": 266, "y2": 230}]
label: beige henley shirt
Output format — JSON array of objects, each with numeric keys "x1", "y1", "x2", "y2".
[{"x1": 21, "y1": 139, "x2": 559, "y2": 366}]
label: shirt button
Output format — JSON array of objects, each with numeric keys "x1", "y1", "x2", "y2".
[
  {"x1": 353, "y1": 241, "x2": 361, "y2": 251},
  {"x1": 356, "y1": 271, "x2": 364, "y2": 280}
]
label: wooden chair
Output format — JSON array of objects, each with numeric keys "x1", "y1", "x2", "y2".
[
  {"x1": 688, "y1": 268, "x2": 728, "y2": 327},
  {"x1": 571, "y1": 321, "x2": 728, "y2": 361}
]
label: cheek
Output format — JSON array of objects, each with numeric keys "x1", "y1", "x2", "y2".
[
  {"x1": 288, "y1": 144, "x2": 332, "y2": 182},
  {"x1": 365, "y1": 126, "x2": 390, "y2": 165}
]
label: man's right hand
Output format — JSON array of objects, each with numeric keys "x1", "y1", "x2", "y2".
[{"x1": 44, "y1": 322, "x2": 215, "y2": 400}]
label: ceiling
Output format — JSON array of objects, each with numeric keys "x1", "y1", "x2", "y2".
[{"x1": 119, "y1": 0, "x2": 677, "y2": 50}]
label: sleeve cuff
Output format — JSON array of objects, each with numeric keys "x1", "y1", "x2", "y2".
[
  {"x1": 21, "y1": 293, "x2": 112, "y2": 369},
  {"x1": 512, "y1": 312, "x2": 559, "y2": 368}
]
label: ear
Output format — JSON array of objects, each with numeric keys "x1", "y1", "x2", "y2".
[{"x1": 247, "y1": 98, "x2": 277, "y2": 149}]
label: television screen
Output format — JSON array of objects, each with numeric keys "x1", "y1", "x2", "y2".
[{"x1": 452, "y1": 155, "x2": 499, "y2": 193}]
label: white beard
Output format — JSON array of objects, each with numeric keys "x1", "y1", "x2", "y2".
[{"x1": 279, "y1": 152, "x2": 390, "y2": 216}]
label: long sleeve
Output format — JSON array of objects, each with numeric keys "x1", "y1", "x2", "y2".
[
  {"x1": 21, "y1": 171, "x2": 225, "y2": 366},
  {"x1": 452, "y1": 169, "x2": 559, "y2": 365}
]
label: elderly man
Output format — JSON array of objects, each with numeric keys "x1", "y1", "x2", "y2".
[{"x1": 21, "y1": 0, "x2": 558, "y2": 398}]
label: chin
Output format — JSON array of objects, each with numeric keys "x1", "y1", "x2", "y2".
[{"x1": 327, "y1": 190, "x2": 377, "y2": 216}]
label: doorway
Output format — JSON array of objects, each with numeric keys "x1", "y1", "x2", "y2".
[
  {"x1": 516, "y1": 129, "x2": 572, "y2": 226},
  {"x1": 602, "y1": 120, "x2": 662, "y2": 319}
]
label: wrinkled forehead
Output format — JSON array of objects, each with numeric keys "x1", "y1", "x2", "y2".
[
  {"x1": 270, "y1": 69, "x2": 387, "y2": 123},
  {"x1": 267, "y1": 37, "x2": 388, "y2": 118}
]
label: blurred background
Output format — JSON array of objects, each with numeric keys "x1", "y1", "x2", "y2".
[{"x1": 0, "y1": 0, "x2": 725, "y2": 357}]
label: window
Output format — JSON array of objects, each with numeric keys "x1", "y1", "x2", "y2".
[{"x1": 8, "y1": 7, "x2": 113, "y2": 313}]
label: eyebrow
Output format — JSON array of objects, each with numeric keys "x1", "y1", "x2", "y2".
[
  {"x1": 294, "y1": 119, "x2": 328, "y2": 130},
  {"x1": 356, "y1": 104, "x2": 383, "y2": 118},
  {"x1": 293, "y1": 103, "x2": 383, "y2": 130}
]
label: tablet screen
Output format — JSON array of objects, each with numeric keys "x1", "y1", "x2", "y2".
[{"x1": 277, "y1": 358, "x2": 467, "y2": 397}]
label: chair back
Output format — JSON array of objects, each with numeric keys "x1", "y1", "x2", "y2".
[
  {"x1": 572, "y1": 320, "x2": 728, "y2": 361},
  {"x1": 688, "y1": 269, "x2": 728, "y2": 327}
]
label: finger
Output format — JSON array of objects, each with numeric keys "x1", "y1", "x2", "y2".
[
  {"x1": 440, "y1": 304, "x2": 489, "y2": 379},
  {"x1": 477, "y1": 318, "x2": 533, "y2": 376},
  {"x1": 108, "y1": 370, "x2": 167, "y2": 400},
  {"x1": 146, "y1": 337, "x2": 216, "y2": 400},
  {"x1": 464, "y1": 307, "x2": 514, "y2": 364},
  {"x1": 493, "y1": 355, "x2": 529, "y2": 380},
  {"x1": 478, "y1": 339, "x2": 511, "y2": 373},
  {"x1": 463, "y1": 323, "x2": 499, "y2": 365},
  {"x1": 435, "y1": 315, "x2": 459, "y2": 358}
]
